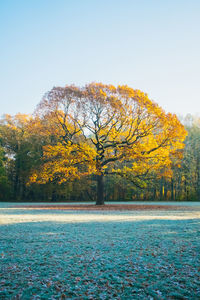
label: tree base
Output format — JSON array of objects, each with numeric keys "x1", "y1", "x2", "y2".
[{"x1": 95, "y1": 202, "x2": 105, "y2": 206}]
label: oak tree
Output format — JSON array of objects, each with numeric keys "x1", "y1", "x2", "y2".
[{"x1": 30, "y1": 83, "x2": 186, "y2": 205}]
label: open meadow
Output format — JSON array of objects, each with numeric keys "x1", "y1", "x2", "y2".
[{"x1": 0, "y1": 202, "x2": 200, "y2": 299}]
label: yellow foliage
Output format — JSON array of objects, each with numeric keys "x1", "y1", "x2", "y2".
[{"x1": 29, "y1": 83, "x2": 187, "y2": 185}]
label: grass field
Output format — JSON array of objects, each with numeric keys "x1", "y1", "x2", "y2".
[{"x1": 0, "y1": 202, "x2": 200, "y2": 299}]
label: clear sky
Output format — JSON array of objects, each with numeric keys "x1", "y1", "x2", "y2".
[{"x1": 0, "y1": 0, "x2": 200, "y2": 117}]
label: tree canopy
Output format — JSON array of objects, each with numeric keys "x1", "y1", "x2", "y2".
[{"x1": 29, "y1": 83, "x2": 186, "y2": 205}]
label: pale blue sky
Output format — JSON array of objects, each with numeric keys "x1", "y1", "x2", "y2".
[{"x1": 0, "y1": 0, "x2": 200, "y2": 116}]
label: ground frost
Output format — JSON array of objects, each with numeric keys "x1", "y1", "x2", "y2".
[{"x1": 0, "y1": 203, "x2": 200, "y2": 299}]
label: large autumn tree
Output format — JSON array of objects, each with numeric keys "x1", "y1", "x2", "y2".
[{"x1": 30, "y1": 83, "x2": 186, "y2": 205}]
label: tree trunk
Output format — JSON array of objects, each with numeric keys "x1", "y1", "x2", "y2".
[
  {"x1": 96, "y1": 174, "x2": 104, "y2": 205},
  {"x1": 14, "y1": 155, "x2": 20, "y2": 200},
  {"x1": 196, "y1": 155, "x2": 200, "y2": 200},
  {"x1": 160, "y1": 177, "x2": 164, "y2": 200},
  {"x1": 171, "y1": 178, "x2": 174, "y2": 201},
  {"x1": 184, "y1": 179, "x2": 188, "y2": 200},
  {"x1": 164, "y1": 181, "x2": 168, "y2": 200},
  {"x1": 52, "y1": 190, "x2": 56, "y2": 202},
  {"x1": 153, "y1": 187, "x2": 157, "y2": 200}
]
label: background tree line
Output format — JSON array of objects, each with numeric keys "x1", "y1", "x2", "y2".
[{"x1": 0, "y1": 110, "x2": 199, "y2": 202}]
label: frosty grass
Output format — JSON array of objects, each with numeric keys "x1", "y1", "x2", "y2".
[{"x1": 0, "y1": 202, "x2": 200, "y2": 299}]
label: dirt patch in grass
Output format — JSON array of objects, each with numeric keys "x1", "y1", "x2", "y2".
[{"x1": 14, "y1": 204, "x2": 190, "y2": 211}]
